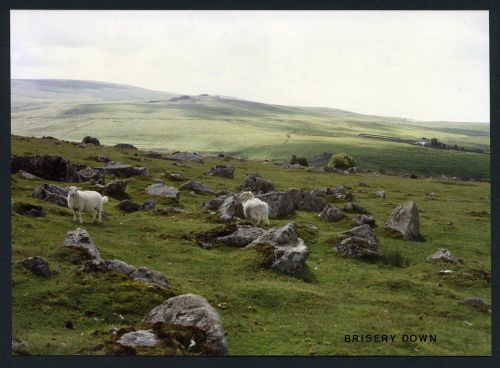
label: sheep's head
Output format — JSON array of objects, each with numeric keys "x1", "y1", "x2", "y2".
[
  {"x1": 239, "y1": 191, "x2": 255, "y2": 202},
  {"x1": 68, "y1": 186, "x2": 80, "y2": 198}
]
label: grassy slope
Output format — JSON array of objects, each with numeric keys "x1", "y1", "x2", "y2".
[
  {"x1": 11, "y1": 80, "x2": 490, "y2": 178},
  {"x1": 11, "y1": 136, "x2": 491, "y2": 355}
]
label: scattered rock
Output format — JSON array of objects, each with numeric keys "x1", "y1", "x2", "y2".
[
  {"x1": 201, "y1": 198, "x2": 225, "y2": 210},
  {"x1": 358, "y1": 182, "x2": 368, "y2": 187},
  {"x1": 427, "y1": 249, "x2": 462, "y2": 264},
  {"x1": 217, "y1": 226, "x2": 265, "y2": 247},
  {"x1": 460, "y1": 297, "x2": 490, "y2": 313},
  {"x1": 180, "y1": 181, "x2": 216, "y2": 195},
  {"x1": 166, "y1": 152, "x2": 204, "y2": 163},
  {"x1": 78, "y1": 167, "x2": 105, "y2": 184},
  {"x1": 103, "y1": 180, "x2": 128, "y2": 200},
  {"x1": 143, "y1": 294, "x2": 228, "y2": 355},
  {"x1": 105, "y1": 259, "x2": 137, "y2": 275},
  {"x1": 14, "y1": 203, "x2": 46, "y2": 217},
  {"x1": 246, "y1": 223, "x2": 309, "y2": 275},
  {"x1": 65, "y1": 320, "x2": 74, "y2": 329},
  {"x1": 62, "y1": 228, "x2": 103, "y2": 263},
  {"x1": 140, "y1": 199, "x2": 156, "y2": 211},
  {"x1": 12, "y1": 154, "x2": 80, "y2": 182},
  {"x1": 374, "y1": 190, "x2": 386, "y2": 199},
  {"x1": 198, "y1": 241, "x2": 214, "y2": 250},
  {"x1": 287, "y1": 188, "x2": 327, "y2": 212},
  {"x1": 384, "y1": 201, "x2": 423, "y2": 241},
  {"x1": 114, "y1": 143, "x2": 137, "y2": 150},
  {"x1": 239, "y1": 175, "x2": 275, "y2": 194},
  {"x1": 94, "y1": 155, "x2": 111, "y2": 163},
  {"x1": 104, "y1": 162, "x2": 149, "y2": 178},
  {"x1": 207, "y1": 165, "x2": 235, "y2": 179},
  {"x1": 18, "y1": 256, "x2": 51, "y2": 277},
  {"x1": 164, "y1": 171, "x2": 185, "y2": 181},
  {"x1": 343, "y1": 202, "x2": 366, "y2": 213},
  {"x1": 117, "y1": 330, "x2": 160, "y2": 347},
  {"x1": 335, "y1": 192, "x2": 354, "y2": 201},
  {"x1": 333, "y1": 224, "x2": 378, "y2": 258},
  {"x1": 12, "y1": 339, "x2": 29, "y2": 354},
  {"x1": 129, "y1": 267, "x2": 170, "y2": 289},
  {"x1": 147, "y1": 183, "x2": 180, "y2": 201},
  {"x1": 32, "y1": 183, "x2": 69, "y2": 207},
  {"x1": 145, "y1": 151, "x2": 163, "y2": 159},
  {"x1": 352, "y1": 214, "x2": 376, "y2": 227},
  {"x1": 118, "y1": 200, "x2": 141, "y2": 213},
  {"x1": 82, "y1": 136, "x2": 100, "y2": 146},
  {"x1": 319, "y1": 204, "x2": 344, "y2": 222},
  {"x1": 153, "y1": 207, "x2": 185, "y2": 216},
  {"x1": 256, "y1": 191, "x2": 295, "y2": 218},
  {"x1": 218, "y1": 195, "x2": 245, "y2": 222},
  {"x1": 19, "y1": 170, "x2": 38, "y2": 180}
]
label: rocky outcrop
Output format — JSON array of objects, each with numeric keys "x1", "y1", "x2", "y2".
[
  {"x1": 140, "y1": 199, "x2": 156, "y2": 211},
  {"x1": 117, "y1": 330, "x2": 160, "y2": 348},
  {"x1": 343, "y1": 202, "x2": 366, "y2": 213},
  {"x1": 32, "y1": 184, "x2": 69, "y2": 207},
  {"x1": 12, "y1": 154, "x2": 80, "y2": 182},
  {"x1": 427, "y1": 249, "x2": 462, "y2": 264},
  {"x1": 19, "y1": 170, "x2": 38, "y2": 180},
  {"x1": 287, "y1": 188, "x2": 327, "y2": 212},
  {"x1": 246, "y1": 223, "x2": 309, "y2": 276},
  {"x1": 333, "y1": 224, "x2": 378, "y2": 258},
  {"x1": 239, "y1": 175, "x2": 275, "y2": 194},
  {"x1": 117, "y1": 200, "x2": 141, "y2": 213},
  {"x1": 17, "y1": 256, "x2": 51, "y2": 278},
  {"x1": 218, "y1": 195, "x2": 245, "y2": 222},
  {"x1": 106, "y1": 259, "x2": 171, "y2": 289},
  {"x1": 104, "y1": 162, "x2": 149, "y2": 178},
  {"x1": 153, "y1": 207, "x2": 185, "y2": 216},
  {"x1": 180, "y1": 181, "x2": 216, "y2": 195},
  {"x1": 384, "y1": 201, "x2": 422, "y2": 241},
  {"x1": 256, "y1": 191, "x2": 295, "y2": 218},
  {"x1": 217, "y1": 226, "x2": 265, "y2": 247},
  {"x1": 147, "y1": 183, "x2": 180, "y2": 201},
  {"x1": 62, "y1": 228, "x2": 103, "y2": 263},
  {"x1": 82, "y1": 136, "x2": 100, "y2": 146},
  {"x1": 201, "y1": 198, "x2": 225, "y2": 210},
  {"x1": 143, "y1": 294, "x2": 228, "y2": 355},
  {"x1": 319, "y1": 204, "x2": 344, "y2": 222},
  {"x1": 103, "y1": 180, "x2": 128, "y2": 200},
  {"x1": 207, "y1": 165, "x2": 235, "y2": 179},
  {"x1": 14, "y1": 203, "x2": 46, "y2": 217},
  {"x1": 166, "y1": 152, "x2": 204, "y2": 163},
  {"x1": 77, "y1": 167, "x2": 105, "y2": 184},
  {"x1": 352, "y1": 214, "x2": 376, "y2": 227}
]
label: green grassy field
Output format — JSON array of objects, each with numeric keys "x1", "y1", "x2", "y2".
[
  {"x1": 11, "y1": 79, "x2": 490, "y2": 178},
  {"x1": 11, "y1": 135, "x2": 491, "y2": 355}
]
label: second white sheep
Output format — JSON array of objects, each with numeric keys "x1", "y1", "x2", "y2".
[{"x1": 239, "y1": 191, "x2": 269, "y2": 227}]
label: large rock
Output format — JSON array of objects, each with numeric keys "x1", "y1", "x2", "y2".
[
  {"x1": 77, "y1": 167, "x2": 105, "y2": 184},
  {"x1": 140, "y1": 199, "x2": 156, "y2": 211},
  {"x1": 218, "y1": 195, "x2": 244, "y2": 222},
  {"x1": 103, "y1": 162, "x2": 149, "y2": 178},
  {"x1": 427, "y1": 249, "x2": 462, "y2": 264},
  {"x1": 319, "y1": 204, "x2": 344, "y2": 222},
  {"x1": 180, "y1": 181, "x2": 216, "y2": 195},
  {"x1": 384, "y1": 201, "x2": 422, "y2": 240},
  {"x1": 333, "y1": 224, "x2": 378, "y2": 258},
  {"x1": 14, "y1": 203, "x2": 46, "y2": 217},
  {"x1": 239, "y1": 175, "x2": 275, "y2": 194},
  {"x1": 202, "y1": 198, "x2": 225, "y2": 210},
  {"x1": 117, "y1": 200, "x2": 141, "y2": 213},
  {"x1": 343, "y1": 202, "x2": 366, "y2": 213},
  {"x1": 256, "y1": 191, "x2": 295, "y2": 218},
  {"x1": 287, "y1": 188, "x2": 328, "y2": 212},
  {"x1": 117, "y1": 330, "x2": 160, "y2": 348},
  {"x1": 217, "y1": 226, "x2": 265, "y2": 247},
  {"x1": 103, "y1": 180, "x2": 128, "y2": 200},
  {"x1": 207, "y1": 165, "x2": 235, "y2": 179},
  {"x1": 18, "y1": 256, "x2": 51, "y2": 278},
  {"x1": 166, "y1": 152, "x2": 204, "y2": 163},
  {"x1": 32, "y1": 184, "x2": 69, "y2": 207},
  {"x1": 143, "y1": 294, "x2": 228, "y2": 355},
  {"x1": 129, "y1": 267, "x2": 170, "y2": 289},
  {"x1": 62, "y1": 228, "x2": 103, "y2": 263},
  {"x1": 246, "y1": 223, "x2": 309, "y2": 275},
  {"x1": 82, "y1": 136, "x2": 100, "y2": 146},
  {"x1": 19, "y1": 170, "x2": 38, "y2": 180},
  {"x1": 147, "y1": 183, "x2": 180, "y2": 201},
  {"x1": 164, "y1": 171, "x2": 185, "y2": 181},
  {"x1": 12, "y1": 154, "x2": 80, "y2": 182}
]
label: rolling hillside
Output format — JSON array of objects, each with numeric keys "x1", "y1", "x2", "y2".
[{"x1": 11, "y1": 79, "x2": 490, "y2": 178}]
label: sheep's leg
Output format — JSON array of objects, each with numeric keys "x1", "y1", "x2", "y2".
[
  {"x1": 98, "y1": 209, "x2": 102, "y2": 223},
  {"x1": 92, "y1": 209, "x2": 97, "y2": 223},
  {"x1": 78, "y1": 211, "x2": 83, "y2": 224},
  {"x1": 73, "y1": 210, "x2": 77, "y2": 222}
]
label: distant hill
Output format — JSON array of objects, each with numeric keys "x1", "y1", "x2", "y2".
[{"x1": 10, "y1": 79, "x2": 490, "y2": 178}]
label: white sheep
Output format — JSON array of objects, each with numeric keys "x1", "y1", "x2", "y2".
[
  {"x1": 67, "y1": 186, "x2": 109, "y2": 224},
  {"x1": 239, "y1": 191, "x2": 269, "y2": 227}
]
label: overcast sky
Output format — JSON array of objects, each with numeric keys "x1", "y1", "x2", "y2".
[{"x1": 11, "y1": 10, "x2": 489, "y2": 122}]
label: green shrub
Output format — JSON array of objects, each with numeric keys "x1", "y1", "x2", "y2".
[
  {"x1": 327, "y1": 153, "x2": 356, "y2": 170},
  {"x1": 290, "y1": 155, "x2": 309, "y2": 167}
]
